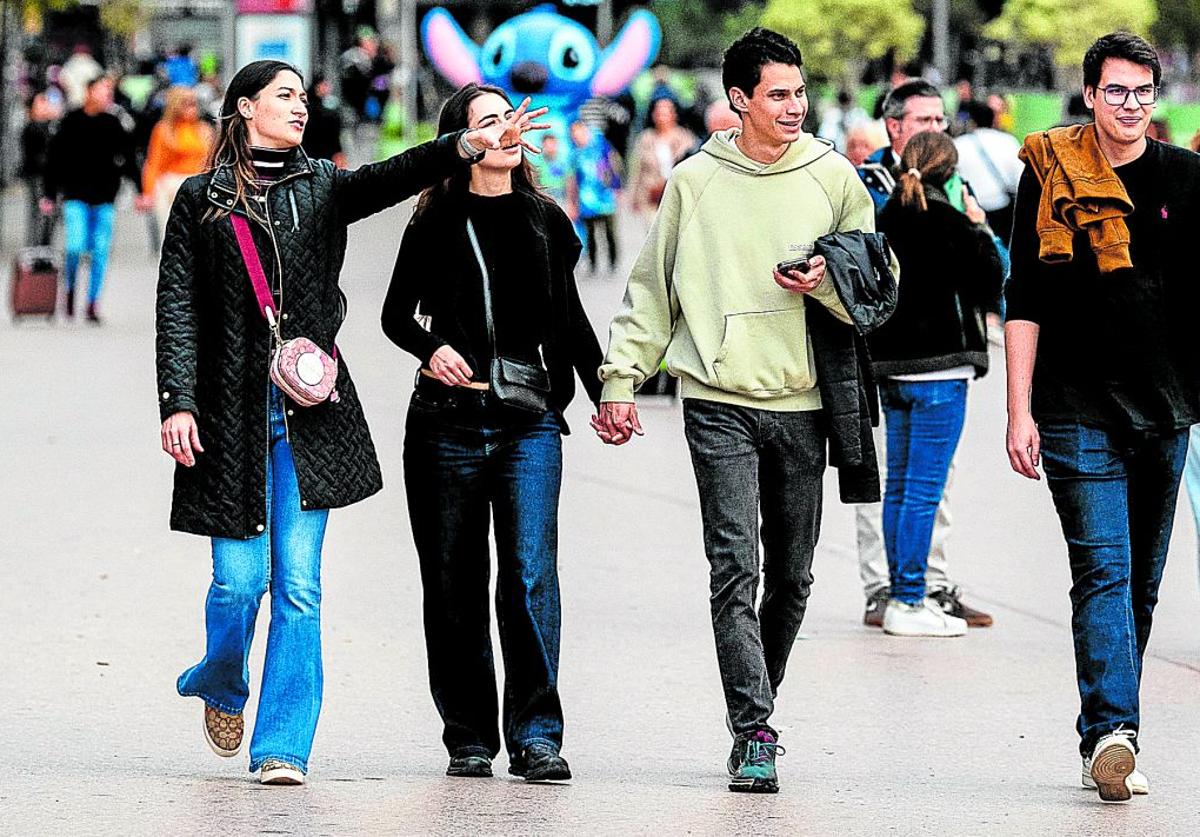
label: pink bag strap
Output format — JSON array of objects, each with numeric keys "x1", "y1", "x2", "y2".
[
  {"x1": 230, "y1": 212, "x2": 339, "y2": 361},
  {"x1": 230, "y1": 213, "x2": 277, "y2": 320}
]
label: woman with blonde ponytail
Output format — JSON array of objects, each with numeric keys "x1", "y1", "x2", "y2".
[
  {"x1": 867, "y1": 129, "x2": 1005, "y2": 638},
  {"x1": 155, "y1": 59, "x2": 547, "y2": 785}
]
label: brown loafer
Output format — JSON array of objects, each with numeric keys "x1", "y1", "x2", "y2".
[{"x1": 203, "y1": 704, "x2": 244, "y2": 757}]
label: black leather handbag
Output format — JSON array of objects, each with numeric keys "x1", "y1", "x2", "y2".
[{"x1": 467, "y1": 219, "x2": 551, "y2": 413}]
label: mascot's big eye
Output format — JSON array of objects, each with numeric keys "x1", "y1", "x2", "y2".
[
  {"x1": 548, "y1": 28, "x2": 594, "y2": 83},
  {"x1": 482, "y1": 26, "x2": 518, "y2": 76}
]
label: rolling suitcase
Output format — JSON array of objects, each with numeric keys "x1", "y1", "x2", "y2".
[{"x1": 10, "y1": 246, "x2": 60, "y2": 320}]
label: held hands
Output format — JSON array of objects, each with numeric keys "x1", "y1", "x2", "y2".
[
  {"x1": 429, "y1": 345, "x2": 475, "y2": 387},
  {"x1": 161, "y1": 411, "x2": 204, "y2": 467},
  {"x1": 38, "y1": 198, "x2": 55, "y2": 216},
  {"x1": 591, "y1": 401, "x2": 644, "y2": 446},
  {"x1": 465, "y1": 97, "x2": 551, "y2": 155},
  {"x1": 1006, "y1": 411, "x2": 1041, "y2": 480},
  {"x1": 135, "y1": 194, "x2": 154, "y2": 213},
  {"x1": 773, "y1": 255, "x2": 827, "y2": 294}
]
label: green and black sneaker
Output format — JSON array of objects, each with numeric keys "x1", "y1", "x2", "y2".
[{"x1": 728, "y1": 730, "x2": 785, "y2": 793}]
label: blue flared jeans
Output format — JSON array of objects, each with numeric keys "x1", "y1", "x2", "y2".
[{"x1": 177, "y1": 385, "x2": 329, "y2": 773}]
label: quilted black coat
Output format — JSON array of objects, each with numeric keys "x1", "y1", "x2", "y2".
[{"x1": 156, "y1": 133, "x2": 467, "y2": 539}]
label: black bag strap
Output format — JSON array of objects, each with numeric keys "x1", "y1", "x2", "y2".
[{"x1": 465, "y1": 218, "x2": 497, "y2": 357}]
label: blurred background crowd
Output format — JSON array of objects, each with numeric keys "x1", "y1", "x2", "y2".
[{"x1": 2, "y1": 0, "x2": 1200, "y2": 302}]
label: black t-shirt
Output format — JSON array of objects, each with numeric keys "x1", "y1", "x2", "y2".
[{"x1": 1006, "y1": 138, "x2": 1200, "y2": 431}]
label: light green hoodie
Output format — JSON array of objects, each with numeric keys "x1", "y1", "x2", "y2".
[{"x1": 600, "y1": 128, "x2": 880, "y2": 411}]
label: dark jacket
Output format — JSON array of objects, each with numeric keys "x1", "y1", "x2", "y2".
[
  {"x1": 156, "y1": 133, "x2": 468, "y2": 539},
  {"x1": 44, "y1": 108, "x2": 140, "y2": 204},
  {"x1": 870, "y1": 188, "x2": 1004, "y2": 378},
  {"x1": 380, "y1": 189, "x2": 604, "y2": 428},
  {"x1": 809, "y1": 230, "x2": 899, "y2": 504}
]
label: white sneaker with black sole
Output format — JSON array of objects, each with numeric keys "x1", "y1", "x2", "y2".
[
  {"x1": 1087, "y1": 731, "x2": 1137, "y2": 803},
  {"x1": 882, "y1": 598, "x2": 968, "y2": 637}
]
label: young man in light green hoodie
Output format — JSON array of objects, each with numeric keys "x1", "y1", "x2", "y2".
[{"x1": 593, "y1": 28, "x2": 878, "y2": 794}]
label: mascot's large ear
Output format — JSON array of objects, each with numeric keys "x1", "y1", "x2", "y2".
[
  {"x1": 421, "y1": 8, "x2": 482, "y2": 87},
  {"x1": 591, "y1": 10, "x2": 661, "y2": 98}
]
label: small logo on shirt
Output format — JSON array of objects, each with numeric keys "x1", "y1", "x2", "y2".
[{"x1": 787, "y1": 243, "x2": 807, "y2": 252}]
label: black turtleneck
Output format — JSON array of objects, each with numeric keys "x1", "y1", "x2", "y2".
[{"x1": 250, "y1": 146, "x2": 294, "y2": 186}]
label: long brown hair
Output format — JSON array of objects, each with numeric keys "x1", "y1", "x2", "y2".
[
  {"x1": 415, "y1": 83, "x2": 553, "y2": 218},
  {"x1": 896, "y1": 130, "x2": 958, "y2": 212},
  {"x1": 203, "y1": 60, "x2": 303, "y2": 222}
]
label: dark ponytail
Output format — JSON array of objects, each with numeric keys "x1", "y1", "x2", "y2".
[{"x1": 896, "y1": 130, "x2": 958, "y2": 212}]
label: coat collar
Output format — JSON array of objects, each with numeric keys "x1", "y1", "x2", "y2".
[{"x1": 205, "y1": 147, "x2": 315, "y2": 212}]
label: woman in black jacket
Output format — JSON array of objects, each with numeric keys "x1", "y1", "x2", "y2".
[
  {"x1": 155, "y1": 61, "x2": 544, "y2": 785},
  {"x1": 381, "y1": 83, "x2": 604, "y2": 783},
  {"x1": 869, "y1": 129, "x2": 1004, "y2": 639}
]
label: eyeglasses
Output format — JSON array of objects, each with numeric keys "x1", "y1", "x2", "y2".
[
  {"x1": 1099, "y1": 85, "x2": 1158, "y2": 107},
  {"x1": 902, "y1": 113, "x2": 948, "y2": 129}
]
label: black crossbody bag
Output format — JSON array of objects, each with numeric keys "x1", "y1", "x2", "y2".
[{"x1": 466, "y1": 218, "x2": 551, "y2": 413}]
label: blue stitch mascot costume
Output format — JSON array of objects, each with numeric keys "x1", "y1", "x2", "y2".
[{"x1": 421, "y1": 4, "x2": 661, "y2": 143}]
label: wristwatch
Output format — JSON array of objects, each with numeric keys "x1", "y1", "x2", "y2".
[{"x1": 458, "y1": 130, "x2": 486, "y2": 163}]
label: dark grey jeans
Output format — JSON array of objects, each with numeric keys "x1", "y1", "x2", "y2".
[{"x1": 682, "y1": 399, "x2": 826, "y2": 736}]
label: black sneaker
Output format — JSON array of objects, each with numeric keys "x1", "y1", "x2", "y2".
[
  {"x1": 929, "y1": 587, "x2": 994, "y2": 627},
  {"x1": 447, "y1": 753, "x2": 493, "y2": 778},
  {"x1": 728, "y1": 730, "x2": 785, "y2": 794},
  {"x1": 863, "y1": 588, "x2": 890, "y2": 627},
  {"x1": 508, "y1": 742, "x2": 571, "y2": 782}
]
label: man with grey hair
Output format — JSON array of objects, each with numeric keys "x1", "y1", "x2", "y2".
[{"x1": 855, "y1": 78, "x2": 994, "y2": 630}]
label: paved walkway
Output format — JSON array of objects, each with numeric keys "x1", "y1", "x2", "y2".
[{"x1": 3, "y1": 187, "x2": 1200, "y2": 835}]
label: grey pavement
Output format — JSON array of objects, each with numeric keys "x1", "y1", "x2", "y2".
[{"x1": 3, "y1": 186, "x2": 1200, "y2": 836}]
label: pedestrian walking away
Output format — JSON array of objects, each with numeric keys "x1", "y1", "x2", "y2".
[
  {"x1": 855, "y1": 78, "x2": 994, "y2": 629},
  {"x1": 382, "y1": 82, "x2": 601, "y2": 785},
  {"x1": 597, "y1": 28, "x2": 888, "y2": 794},
  {"x1": 42, "y1": 75, "x2": 140, "y2": 323},
  {"x1": 869, "y1": 131, "x2": 1004, "y2": 638},
  {"x1": 1005, "y1": 31, "x2": 1200, "y2": 804},
  {"x1": 155, "y1": 60, "x2": 546, "y2": 786}
]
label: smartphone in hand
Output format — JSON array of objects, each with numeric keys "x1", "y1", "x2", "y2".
[{"x1": 776, "y1": 257, "x2": 811, "y2": 274}]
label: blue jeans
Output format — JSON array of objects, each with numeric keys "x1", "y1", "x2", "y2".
[
  {"x1": 1040, "y1": 421, "x2": 1188, "y2": 756},
  {"x1": 879, "y1": 379, "x2": 968, "y2": 604},
  {"x1": 402, "y1": 389, "x2": 565, "y2": 760},
  {"x1": 62, "y1": 201, "x2": 115, "y2": 304},
  {"x1": 177, "y1": 386, "x2": 329, "y2": 774}
]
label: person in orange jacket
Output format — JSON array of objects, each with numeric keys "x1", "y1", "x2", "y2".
[{"x1": 141, "y1": 85, "x2": 214, "y2": 241}]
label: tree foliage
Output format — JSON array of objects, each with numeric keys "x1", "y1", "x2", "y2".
[
  {"x1": 650, "y1": 0, "x2": 764, "y2": 67},
  {"x1": 760, "y1": 0, "x2": 924, "y2": 82},
  {"x1": 1153, "y1": 0, "x2": 1200, "y2": 54},
  {"x1": 984, "y1": 0, "x2": 1157, "y2": 71}
]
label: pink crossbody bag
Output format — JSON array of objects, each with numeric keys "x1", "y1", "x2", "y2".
[{"x1": 231, "y1": 214, "x2": 339, "y2": 407}]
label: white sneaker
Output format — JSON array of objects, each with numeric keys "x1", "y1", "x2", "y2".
[
  {"x1": 1086, "y1": 731, "x2": 1137, "y2": 803},
  {"x1": 1082, "y1": 757, "x2": 1148, "y2": 795},
  {"x1": 260, "y1": 759, "x2": 305, "y2": 786},
  {"x1": 882, "y1": 598, "x2": 968, "y2": 637}
]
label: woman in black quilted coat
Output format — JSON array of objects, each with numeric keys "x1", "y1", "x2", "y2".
[{"x1": 154, "y1": 60, "x2": 546, "y2": 785}]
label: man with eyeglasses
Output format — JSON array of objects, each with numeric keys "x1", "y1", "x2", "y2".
[
  {"x1": 855, "y1": 78, "x2": 996, "y2": 631},
  {"x1": 1006, "y1": 31, "x2": 1200, "y2": 803}
]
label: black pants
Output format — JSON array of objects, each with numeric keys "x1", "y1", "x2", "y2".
[
  {"x1": 682, "y1": 399, "x2": 826, "y2": 736},
  {"x1": 583, "y1": 214, "x2": 618, "y2": 271},
  {"x1": 403, "y1": 385, "x2": 566, "y2": 760}
]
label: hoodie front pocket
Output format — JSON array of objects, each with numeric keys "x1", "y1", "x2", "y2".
[{"x1": 712, "y1": 309, "x2": 813, "y2": 396}]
